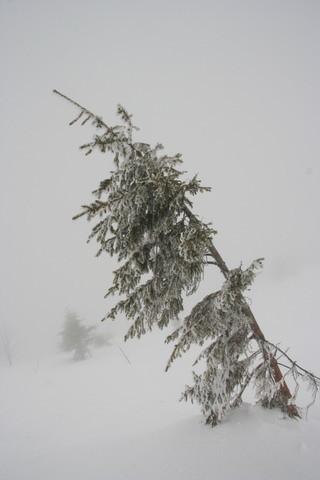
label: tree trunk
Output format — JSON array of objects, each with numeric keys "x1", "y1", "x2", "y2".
[{"x1": 207, "y1": 242, "x2": 300, "y2": 417}]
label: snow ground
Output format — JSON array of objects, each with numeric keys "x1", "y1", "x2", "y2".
[{"x1": 1, "y1": 329, "x2": 320, "y2": 480}]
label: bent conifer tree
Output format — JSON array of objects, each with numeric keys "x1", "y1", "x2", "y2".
[{"x1": 54, "y1": 90, "x2": 319, "y2": 426}]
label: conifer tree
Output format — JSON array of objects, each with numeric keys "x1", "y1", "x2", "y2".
[
  {"x1": 59, "y1": 310, "x2": 95, "y2": 361},
  {"x1": 54, "y1": 90, "x2": 319, "y2": 425}
]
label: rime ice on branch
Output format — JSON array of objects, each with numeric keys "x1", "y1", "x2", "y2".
[{"x1": 54, "y1": 89, "x2": 319, "y2": 425}]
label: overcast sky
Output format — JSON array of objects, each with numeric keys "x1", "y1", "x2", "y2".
[{"x1": 0, "y1": 0, "x2": 319, "y2": 361}]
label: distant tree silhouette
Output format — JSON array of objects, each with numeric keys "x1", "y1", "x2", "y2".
[
  {"x1": 59, "y1": 311, "x2": 95, "y2": 361},
  {"x1": 0, "y1": 323, "x2": 17, "y2": 366}
]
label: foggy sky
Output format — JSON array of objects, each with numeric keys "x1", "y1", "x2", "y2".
[{"x1": 0, "y1": 0, "x2": 319, "y2": 362}]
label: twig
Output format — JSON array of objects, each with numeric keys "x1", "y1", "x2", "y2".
[
  {"x1": 265, "y1": 340, "x2": 320, "y2": 381},
  {"x1": 53, "y1": 90, "x2": 108, "y2": 127},
  {"x1": 115, "y1": 343, "x2": 131, "y2": 365}
]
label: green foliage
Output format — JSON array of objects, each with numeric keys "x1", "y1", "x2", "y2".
[{"x1": 72, "y1": 107, "x2": 215, "y2": 339}]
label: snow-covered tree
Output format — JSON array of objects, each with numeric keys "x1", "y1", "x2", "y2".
[
  {"x1": 59, "y1": 311, "x2": 95, "y2": 361},
  {"x1": 54, "y1": 90, "x2": 319, "y2": 425}
]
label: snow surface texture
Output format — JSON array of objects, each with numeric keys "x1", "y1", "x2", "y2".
[{"x1": 1, "y1": 328, "x2": 320, "y2": 480}]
